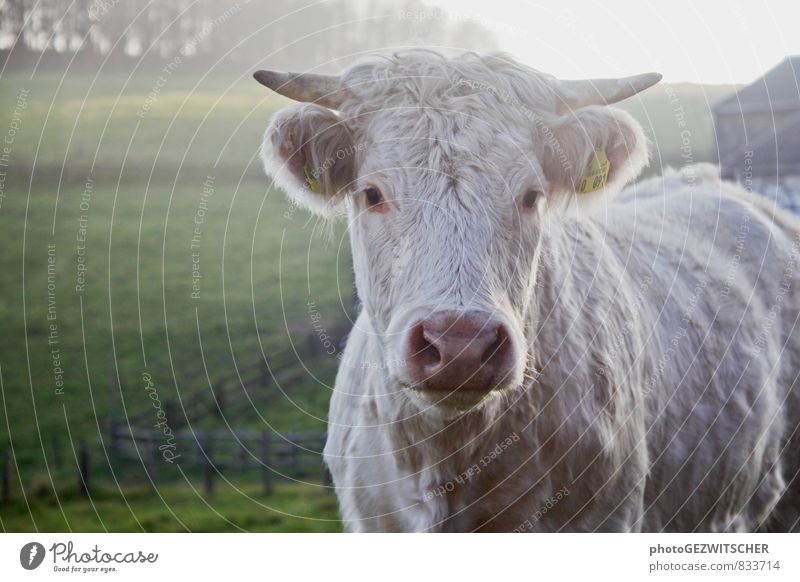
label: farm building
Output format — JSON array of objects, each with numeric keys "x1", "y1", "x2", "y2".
[{"x1": 714, "y1": 56, "x2": 800, "y2": 213}]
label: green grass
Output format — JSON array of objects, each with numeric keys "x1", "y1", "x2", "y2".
[
  {"x1": 0, "y1": 176, "x2": 350, "y2": 456},
  {"x1": 0, "y1": 70, "x2": 738, "y2": 531},
  {"x1": 0, "y1": 481, "x2": 342, "y2": 532},
  {"x1": 0, "y1": 71, "x2": 291, "y2": 178},
  {"x1": 0, "y1": 71, "x2": 354, "y2": 531}
]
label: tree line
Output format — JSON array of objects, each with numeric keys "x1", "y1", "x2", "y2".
[{"x1": 0, "y1": 0, "x2": 499, "y2": 73}]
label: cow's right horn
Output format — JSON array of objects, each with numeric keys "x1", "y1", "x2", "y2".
[
  {"x1": 253, "y1": 70, "x2": 348, "y2": 109},
  {"x1": 557, "y1": 72, "x2": 662, "y2": 112}
]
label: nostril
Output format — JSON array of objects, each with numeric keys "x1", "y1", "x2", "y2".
[
  {"x1": 406, "y1": 312, "x2": 516, "y2": 392},
  {"x1": 480, "y1": 329, "x2": 502, "y2": 365},
  {"x1": 409, "y1": 323, "x2": 441, "y2": 369},
  {"x1": 480, "y1": 325, "x2": 510, "y2": 367}
]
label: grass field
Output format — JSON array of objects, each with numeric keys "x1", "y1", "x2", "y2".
[
  {"x1": 0, "y1": 71, "x2": 288, "y2": 178},
  {"x1": 0, "y1": 69, "x2": 737, "y2": 531},
  {"x1": 0, "y1": 71, "x2": 351, "y2": 531},
  {"x1": 0, "y1": 481, "x2": 342, "y2": 532}
]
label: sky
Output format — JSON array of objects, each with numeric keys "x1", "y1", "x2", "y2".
[{"x1": 423, "y1": 0, "x2": 800, "y2": 84}]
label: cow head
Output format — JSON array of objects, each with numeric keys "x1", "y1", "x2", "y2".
[{"x1": 258, "y1": 52, "x2": 658, "y2": 411}]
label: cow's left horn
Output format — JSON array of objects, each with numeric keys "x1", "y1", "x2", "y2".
[
  {"x1": 253, "y1": 70, "x2": 348, "y2": 109},
  {"x1": 557, "y1": 72, "x2": 662, "y2": 112}
]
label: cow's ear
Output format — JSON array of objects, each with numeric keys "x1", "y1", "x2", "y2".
[
  {"x1": 542, "y1": 106, "x2": 648, "y2": 204},
  {"x1": 261, "y1": 104, "x2": 356, "y2": 217}
]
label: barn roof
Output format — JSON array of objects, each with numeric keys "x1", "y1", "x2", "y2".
[
  {"x1": 719, "y1": 110, "x2": 800, "y2": 178},
  {"x1": 714, "y1": 56, "x2": 800, "y2": 114}
]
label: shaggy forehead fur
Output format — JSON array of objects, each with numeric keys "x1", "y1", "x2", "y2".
[
  {"x1": 341, "y1": 51, "x2": 560, "y2": 116},
  {"x1": 338, "y1": 51, "x2": 563, "y2": 197}
]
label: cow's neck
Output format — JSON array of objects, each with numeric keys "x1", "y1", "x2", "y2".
[
  {"x1": 530, "y1": 214, "x2": 646, "y2": 407},
  {"x1": 532, "y1": 216, "x2": 620, "y2": 348}
]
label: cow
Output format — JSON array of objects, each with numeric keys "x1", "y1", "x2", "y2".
[{"x1": 255, "y1": 51, "x2": 800, "y2": 532}]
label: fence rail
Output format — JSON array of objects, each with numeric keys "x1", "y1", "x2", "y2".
[
  {"x1": 0, "y1": 427, "x2": 332, "y2": 504},
  {"x1": 125, "y1": 359, "x2": 304, "y2": 431},
  {"x1": 1, "y1": 342, "x2": 350, "y2": 504},
  {"x1": 108, "y1": 422, "x2": 330, "y2": 496}
]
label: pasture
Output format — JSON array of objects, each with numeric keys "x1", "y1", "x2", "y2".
[{"x1": 0, "y1": 70, "x2": 735, "y2": 531}]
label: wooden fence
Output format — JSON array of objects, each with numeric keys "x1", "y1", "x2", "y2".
[
  {"x1": 0, "y1": 423, "x2": 331, "y2": 504},
  {"x1": 1, "y1": 334, "x2": 352, "y2": 503},
  {"x1": 105, "y1": 356, "x2": 334, "y2": 496},
  {"x1": 124, "y1": 359, "x2": 306, "y2": 432},
  {"x1": 108, "y1": 422, "x2": 330, "y2": 495}
]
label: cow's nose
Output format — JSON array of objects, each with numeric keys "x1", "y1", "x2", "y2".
[{"x1": 406, "y1": 310, "x2": 514, "y2": 392}]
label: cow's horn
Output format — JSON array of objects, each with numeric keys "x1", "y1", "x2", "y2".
[
  {"x1": 253, "y1": 70, "x2": 348, "y2": 109},
  {"x1": 557, "y1": 72, "x2": 662, "y2": 111}
]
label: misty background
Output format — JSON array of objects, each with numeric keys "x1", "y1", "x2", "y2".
[{"x1": 0, "y1": 0, "x2": 499, "y2": 72}]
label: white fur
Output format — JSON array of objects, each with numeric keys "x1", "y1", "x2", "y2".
[{"x1": 261, "y1": 52, "x2": 800, "y2": 532}]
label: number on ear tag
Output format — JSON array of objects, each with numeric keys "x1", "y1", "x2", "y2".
[{"x1": 578, "y1": 149, "x2": 610, "y2": 194}]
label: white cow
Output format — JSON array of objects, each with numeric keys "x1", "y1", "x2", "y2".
[{"x1": 257, "y1": 51, "x2": 800, "y2": 532}]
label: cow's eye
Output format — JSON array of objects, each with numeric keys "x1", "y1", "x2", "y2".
[
  {"x1": 363, "y1": 186, "x2": 387, "y2": 213},
  {"x1": 519, "y1": 189, "x2": 541, "y2": 211}
]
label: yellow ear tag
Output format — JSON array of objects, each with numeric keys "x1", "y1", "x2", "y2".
[
  {"x1": 304, "y1": 163, "x2": 322, "y2": 194},
  {"x1": 578, "y1": 149, "x2": 611, "y2": 194}
]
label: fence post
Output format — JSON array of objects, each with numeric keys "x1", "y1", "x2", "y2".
[
  {"x1": 147, "y1": 436, "x2": 158, "y2": 493},
  {"x1": 78, "y1": 442, "x2": 90, "y2": 497},
  {"x1": 261, "y1": 431, "x2": 273, "y2": 496},
  {"x1": 1, "y1": 448, "x2": 10, "y2": 504},
  {"x1": 203, "y1": 434, "x2": 214, "y2": 496},
  {"x1": 165, "y1": 399, "x2": 177, "y2": 430}
]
